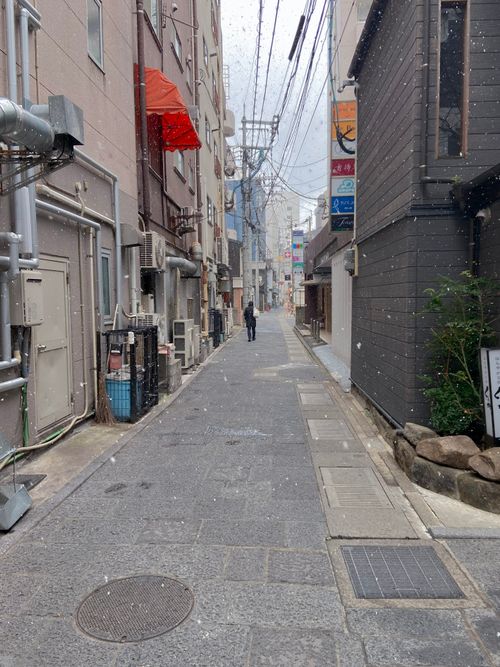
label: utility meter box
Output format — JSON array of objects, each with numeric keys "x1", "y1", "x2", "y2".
[{"x1": 10, "y1": 270, "x2": 44, "y2": 326}]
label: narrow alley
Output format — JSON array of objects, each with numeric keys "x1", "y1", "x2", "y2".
[{"x1": 0, "y1": 312, "x2": 498, "y2": 666}]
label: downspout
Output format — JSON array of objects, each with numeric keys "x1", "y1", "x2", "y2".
[
  {"x1": 73, "y1": 149, "x2": 123, "y2": 328},
  {"x1": 136, "y1": 0, "x2": 151, "y2": 228},
  {"x1": 192, "y1": 0, "x2": 203, "y2": 329}
]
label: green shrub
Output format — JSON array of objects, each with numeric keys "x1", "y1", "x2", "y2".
[{"x1": 421, "y1": 271, "x2": 499, "y2": 437}]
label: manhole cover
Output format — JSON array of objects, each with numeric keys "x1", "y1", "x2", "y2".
[
  {"x1": 341, "y1": 545, "x2": 465, "y2": 600},
  {"x1": 76, "y1": 575, "x2": 194, "y2": 642}
]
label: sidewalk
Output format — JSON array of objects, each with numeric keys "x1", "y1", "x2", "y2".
[{"x1": 0, "y1": 311, "x2": 498, "y2": 666}]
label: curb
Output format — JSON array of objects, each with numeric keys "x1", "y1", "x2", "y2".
[{"x1": 0, "y1": 332, "x2": 236, "y2": 558}]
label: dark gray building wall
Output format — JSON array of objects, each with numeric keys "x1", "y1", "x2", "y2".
[
  {"x1": 355, "y1": 0, "x2": 422, "y2": 244},
  {"x1": 350, "y1": 0, "x2": 500, "y2": 426},
  {"x1": 352, "y1": 213, "x2": 469, "y2": 426}
]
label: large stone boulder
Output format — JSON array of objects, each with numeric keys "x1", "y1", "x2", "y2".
[
  {"x1": 469, "y1": 448, "x2": 500, "y2": 481},
  {"x1": 457, "y1": 472, "x2": 500, "y2": 514},
  {"x1": 416, "y1": 435, "x2": 480, "y2": 469},
  {"x1": 411, "y1": 456, "x2": 467, "y2": 499},
  {"x1": 394, "y1": 435, "x2": 416, "y2": 475},
  {"x1": 403, "y1": 423, "x2": 438, "y2": 447}
]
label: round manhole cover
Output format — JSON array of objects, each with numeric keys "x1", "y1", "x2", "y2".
[{"x1": 76, "y1": 575, "x2": 194, "y2": 642}]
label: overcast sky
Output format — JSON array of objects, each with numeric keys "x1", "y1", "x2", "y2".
[{"x1": 221, "y1": 0, "x2": 328, "y2": 217}]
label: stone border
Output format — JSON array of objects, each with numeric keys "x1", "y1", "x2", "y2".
[{"x1": 393, "y1": 434, "x2": 500, "y2": 516}]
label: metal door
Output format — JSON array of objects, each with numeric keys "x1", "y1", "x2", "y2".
[{"x1": 34, "y1": 257, "x2": 73, "y2": 430}]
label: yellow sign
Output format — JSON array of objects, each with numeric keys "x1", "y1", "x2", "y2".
[
  {"x1": 333, "y1": 100, "x2": 356, "y2": 121},
  {"x1": 331, "y1": 120, "x2": 356, "y2": 141}
]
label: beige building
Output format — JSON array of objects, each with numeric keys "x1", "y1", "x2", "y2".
[{"x1": 0, "y1": 0, "x2": 139, "y2": 448}]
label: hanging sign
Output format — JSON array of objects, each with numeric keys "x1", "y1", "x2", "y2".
[
  {"x1": 481, "y1": 348, "x2": 500, "y2": 440},
  {"x1": 330, "y1": 100, "x2": 357, "y2": 233}
]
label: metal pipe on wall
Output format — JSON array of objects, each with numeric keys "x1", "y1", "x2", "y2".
[
  {"x1": 135, "y1": 0, "x2": 151, "y2": 228},
  {"x1": 74, "y1": 149, "x2": 123, "y2": 328}
]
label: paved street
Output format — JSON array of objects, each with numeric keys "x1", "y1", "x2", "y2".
[{"x1": 0, "y1": 311, "x2": 499, "y2": 666}]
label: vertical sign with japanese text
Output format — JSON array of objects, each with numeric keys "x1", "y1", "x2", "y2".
[{"x1": 331, "y1": 100, "x2": 356, "y2": 232}]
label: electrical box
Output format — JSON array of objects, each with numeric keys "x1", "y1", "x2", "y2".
[
  {"x1": 343, "y1": 246, "x2": 358, "y2": 276},
  {"x1": 10, "y1": 270, "x2": 44, "y2": 326}
]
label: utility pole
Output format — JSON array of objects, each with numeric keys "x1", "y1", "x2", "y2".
[{"x1": 240, "y1": 115, "x2": 279, "y2": 306}]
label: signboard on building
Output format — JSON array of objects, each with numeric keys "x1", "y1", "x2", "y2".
[
  {"x1": 481, "y1": 348, "x2": 500, "y2": 441},
  {"x1": 331, "y1": 100, "x2": 357, "y2": 232}
]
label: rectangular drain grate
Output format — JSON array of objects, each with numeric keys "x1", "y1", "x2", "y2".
[
  {"x1": 321, "y1": 468, "x2": 392, "y2": 509},
  {"x1": 341, "y1": 545, "x2": 465, "y2": 599}
]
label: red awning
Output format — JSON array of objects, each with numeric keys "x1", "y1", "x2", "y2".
[{"x1": 144, "y1": 67, "x2": 201, "y2": 152}]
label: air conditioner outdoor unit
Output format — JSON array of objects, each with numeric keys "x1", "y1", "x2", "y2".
[
  {"x1": 137, "y1": 312, "x2": 166, "y2": 344},
  {"x1": 180, "y1": 206, "x2": 195, "y2": 218},
  {"x1": 173, "y1": 319, "x2": 194, "y2": 368},
  {"x1": 140, "y1": 231, "x2": 166, "y2": 271}
]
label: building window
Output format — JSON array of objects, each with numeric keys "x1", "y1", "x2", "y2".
[
  {"x1": 438, "y1": 1, "x2": 467, "y2": 157},
  {"x1": 188, "y1": 163, "x2": 195, "y2": 191},
  {"x1": 174, "y1": 150, "x2": 185, "y2": 178},
  {"x1": 207, "y1": 196, "x2": 213, "y2": 225},
  {"x1": 87, "y1": 0, "x2": 103, "y2": 68},
  {"x1": 173, "y1": 26, "x2": 182, "y2": 64},
  {"x1": 147, "y1": 114, "x2": 163, "y2": 177},
  {"x1": 144, "y1": 0, "x2": 160, "y2": 35},
  {"x1": 203, "y1": 37, "x2": 209, "y2": 68},
  {"x1": 205, "y1": 116, "x2": 211, "y2": 148},
  {"x1": 101, "y1": 252, "x2": 112, "y2": 319},
  {"x1": 357, "y1": 0, "x2": 371, "y2": 21}
]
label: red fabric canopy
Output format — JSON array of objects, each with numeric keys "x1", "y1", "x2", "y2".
[{"x1": 144, "y1": 67, "x2": 201, "y2": 152}]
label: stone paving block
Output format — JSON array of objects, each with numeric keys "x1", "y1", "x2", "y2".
[
  {"x1": 363, "y1": 636, "x2": 489, "y2": 666},
  {"x1": 346, "y1": 608, "x2": 468, "y2": 638},
  {"x1": 267, "y1": 550, "x2": 335, "y2": 586},
  {"x1": 249, "y1": 465, "x2": 317, "y2": 484},
  {"x1": 248, "y1": 627, "x2": 338, "y2": 666},
  {"x1": 197, "y1": 519, "x2": 287, "y2": 547},
  {"x1": 245, "y1": 497, "x2": 325, "y2": 522},
  {"x1": 224, "y1": 547, "x2": 268, "y2": 581},
  {"x1": 285, "y1": 521, "x2": 329, "y2": 551},
  {"x1": 0, "y1": 574, "x2": 41, "y2": 616},
  {"x1": 35, "y1": 618, "x2": 122, "y2": 666},
  {"x1": 334, "y1": 632, "x2": 367, "y2": 667},
  {"x1": 193, "y1": 496, "x2": 247, "y2": 519},
  {"x1": 118, "y1": 621, "x2": 251, "y2": 667},
  {"x1": 269, "y1": 477, "x2": 319, "y2": 500},
  {"x1": 309, "y1": 439, "x2": 365, "y2": 453},
  {"x1": 465, "y1": 609, "x2": 500, "y2": 666},
  {"x1": 38, "y1": 515, "x2": 144, "y2": 546},
  {"x1": 445, "y1": 539, "x2": 500, "y2": 611},
  {"x1": 227, "y1": 581, "x2": 343, "y2": 629},
  {"x1": 135, "y1": 518, "x2": 201, "y2": 545},
  {"x1": 207, "y1": 465, "x2": 251, "y2": 482}
]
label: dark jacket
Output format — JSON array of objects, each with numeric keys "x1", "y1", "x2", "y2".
[{"x1": 244, "y1": 305, "x2": 256, "y2": 327}]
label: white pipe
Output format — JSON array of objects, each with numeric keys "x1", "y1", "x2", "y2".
[
  {"x1": 89, "y1": 232, "x2": 98, "y2": 402},
  {"x1": 165, "y1": 256, "x2": 198, "y2": 275},
  {"x1": 17, "y1": 0, "x2": 41, "y2": 23},
  {"x1": 130, "y1": 247, "x2": 138, "y2": 316},
  {"x1": 74, "y1": 149, "x2": 123, "y2": 328},
  {"x1": 0, "y1": 377, "x2": 26, "y2": 394},
  {"x1": 36, "y1": 184, "x2": 115, "y2": 227}
]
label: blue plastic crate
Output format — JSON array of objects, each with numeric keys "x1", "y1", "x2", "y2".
[{"x1": 105, "y1": 377, "x2": 143, "y2": 421}]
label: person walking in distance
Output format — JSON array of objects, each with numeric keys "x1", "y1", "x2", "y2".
[{"x1": 244, "y1": 301, "x2": 257, "y2": 342}]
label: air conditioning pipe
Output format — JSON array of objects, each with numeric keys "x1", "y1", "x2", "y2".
[
  {"x1": 0, "y1": 98, "x2": 54, "y2": 153},
  {"x1": 165, "y1": 256, "x2": 198, "y2": 276}
]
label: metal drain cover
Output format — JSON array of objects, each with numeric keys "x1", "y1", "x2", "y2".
[
  {"x1": 76, "y1": 575, "x2": 194, "y2": 642},
  {"x1": 342, "y1": 545, "x2": 465, "y2": 600}
]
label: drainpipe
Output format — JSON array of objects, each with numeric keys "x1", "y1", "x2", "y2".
[
  {"x1": 136, "y1": 0, "x2": 151, "y2": 228},
  {"x1": 20, "y1": 6, "x2": 41, "y2": 258},
  {"x1": 191, "y1": 0, "x2": 202, "y2": 328},
  {"x1": 73, "y1": 149, "x2": 123, "y2": 328}
]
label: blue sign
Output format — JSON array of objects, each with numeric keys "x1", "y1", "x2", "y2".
[{"x1": 331, "y1": 196, "x2": 354, "y2": 214}]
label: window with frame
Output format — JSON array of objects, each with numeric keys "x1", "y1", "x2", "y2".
[
  {"x1": 147, "y1": 114, "x2": 163, "y2": 176},
  {"x1": 101, "y1": 252, "x2": 112, "y2": 320},
  {"x1": 205, "y1": 116, "x2": 211, "y2": 148},
  {"x1": 207, "y1": 196, "x2": 213, "y2": 225},
  {"x1": 87, "y1": 0, "x2": 103, "y2": 68},
  {"x1": 438, "y1": 1, "x2": 467, "y2": 157},
  {"x1": 144, "y1": 0, "x2": 160, "y2": 35},
  {"x1": 188, "y1": 163, "x2": 195, "y2": 191},
  {"x1": 174, "y1": 150, "x2": 185, "y2": 178},
  {"x1": 203, "y1": 37, "x2": 209, "y2": 68},
  {"x1": 173, "y1": 26, "x2": 182, "y2": 64}
]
